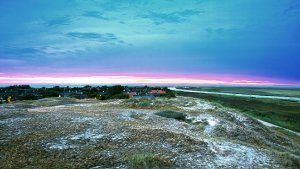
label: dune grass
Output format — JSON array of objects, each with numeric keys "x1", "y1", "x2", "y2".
[
  {"x1": 155, "y1": 110, "x2": 186, "y2": 121},
  {"x1": 127, "y1": 153, "x2": 173, "y2": 169},
  {"x1": 178, "y1": 92, "x2": 300, "y2": 132}
]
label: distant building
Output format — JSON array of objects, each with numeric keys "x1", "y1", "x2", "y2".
[
  {"x1": 148, "y1": 90, "x2": 166, "y2": 96},
  {"x1": 127, "y1": 92, "x2": 137, "y2": 98}
]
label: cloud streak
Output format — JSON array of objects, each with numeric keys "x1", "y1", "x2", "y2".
[
  {"x1": 284, "y1": 2, "x2": 300, "y2": 14},
  {"x1": 82, "y1": 11, "x2": 108, "y2": 20},
  {"x1": 66, "y1": 32, "x2": 119, "y2": 42},
  {"x1": 139, "y1": 9, "x2": 201, "y2": 24},
  {"x1": 44, "y1": 16, "x2": 72, "y2": 27}
]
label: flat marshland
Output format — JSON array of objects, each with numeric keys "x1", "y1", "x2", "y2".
[
  {"x1": 186, "y1": 87, "x2": 300, "y2": 97},
  {"x1": 0, "y1": 96, "x2": 299, "y2": 168}
]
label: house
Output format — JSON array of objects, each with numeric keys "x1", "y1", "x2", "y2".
[
  {"x1": 127, "y1": 92, "x2": 137, "y2": 98},
  {"x1": 148, "y1": 90, "x2": 166, "y2": 96}
]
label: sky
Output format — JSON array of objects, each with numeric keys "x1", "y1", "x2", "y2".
[{"x1": 0, "y1": 0, "x2": 300, "y2": 85}]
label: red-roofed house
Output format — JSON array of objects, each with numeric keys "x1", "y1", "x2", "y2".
[
  {"x1": 148, "y1": 90, "x2": 166, "y2": 95},
  {"x1": 127, "y1": 92, "x2": 137, "y2": 98}
]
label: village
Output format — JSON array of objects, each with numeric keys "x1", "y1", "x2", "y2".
[{"x1": 0, "y1": 85, "x2": 176, "y2": 103}]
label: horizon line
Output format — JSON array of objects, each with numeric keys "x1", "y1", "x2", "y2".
[{"x1": 0, "y1": 73, "x2": 299, "y2": 87}]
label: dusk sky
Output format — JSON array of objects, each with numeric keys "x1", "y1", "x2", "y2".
[{"x1": 0, "y1": 0, "x2": 300, "y2": 85}]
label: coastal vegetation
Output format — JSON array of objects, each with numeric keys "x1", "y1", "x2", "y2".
[
  {"x1": 155, "y1": 111, "x2": 187, "y2": 121},
  {"x1": 177, "y1": 91, "x2": 300, "y2": 132}
]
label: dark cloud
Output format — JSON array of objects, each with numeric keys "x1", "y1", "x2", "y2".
[
  {"x1": 82, "y1": 11, "x2": 108, "y2": 20},
  {"x1": 177, "y1": 9, "x2": 202, "y2": 17},
  {"x1": 205, "y1": 28, "x2": 225, "y2": 35},
  {"x1": 45, "y1": 16, "x2": 72, "y2": 27},
  {"x1": 139, "y1": 9, "x2": 202, "y2": 25},
  {"x1": 1, "y1": 46, "x2": 41, "y2": 55},
  {"x1": 66, "y1": 32, "x2": 119, "y2": 42},
  {"x1": 284, "y1": 2, "x2": 300, "y2": 14}
]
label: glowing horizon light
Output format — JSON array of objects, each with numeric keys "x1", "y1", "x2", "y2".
[{"x1": 0, "y1": 74, "x2": 299, "y2": 86}]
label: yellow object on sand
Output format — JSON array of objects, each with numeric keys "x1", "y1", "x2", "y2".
[{"x1": 6, "y1": 96, "x2": 12, "y2": 103}]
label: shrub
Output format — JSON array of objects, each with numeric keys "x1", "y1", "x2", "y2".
[
  {"x1": 110, "y1": 93, "x2": 130, "y2": 99},
  {"x1": 277, "y1": 152, "x2": 300, "y2": 168},
  {"x1": 100, "y1": 94, "x2": 108, "y2": 100},
  {"x1": 99, "y1": 93, "x2": 129, "y2": 100},
  {"x1": 20, "y1": 94, "x2": 38, "y2": 100},
  {"x1": 108, "y1": 85, "x2": 124, "y2": 95},
  {"x1": 195, "y1": 122, "x2": 208, "y2": 131},
  {"x1": 137, "y1": 100, "x2": 151, "y2": 108},
  {"x1": 155, "y1": 110, "x2": 186, "y2": 121},
  {"x1": 128, "y1": 153, "x2": 173, "y2": 169},
  {"x1": 164, "y1": 89, "x2": 176, "y2": 98}
]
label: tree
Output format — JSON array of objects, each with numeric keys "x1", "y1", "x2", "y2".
[
  {"x1": 53, "y1": 86, "x2": 60, "y2": 91},
  {"x1": 108, "y1": 85, "x2": 124, "y2": 95},
  {"x1": 20, "y1": 94, "x2": 37, "y2": 100}
]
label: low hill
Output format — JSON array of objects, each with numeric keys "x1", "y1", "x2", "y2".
[{"x1": 0, "y1": 97, "x2": 299, "y2": 168}]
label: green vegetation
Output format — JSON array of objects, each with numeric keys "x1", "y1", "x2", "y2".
[
  {"x1": 19, "y1": 94, "x2": 38, "y2": 100},
  {"x1": 277, "y1": 152, "x2": 300, "y2": 168},
  {"x1": 155, "y1": 110, "x2": 186, "y2": 121},
  {"x1": 125, "y1": 98, "x2": 181, "y2": 110},
  {"x1": 178, "y1": 91, "x2": 300, "y2": 132},
  {"x1": 194, "y1": 121, "x2": 208, "y2": 131},
  {"x1": 125, "y1": 99, "x2": 153, "y2": 109},
  {"x1": 102, "y1": 93, "x2": 129, "y2": 100},
  {"x1": 272, "y1": 128, "x2": 300, "y2": 145},
  {"x1": 163, "y1": 88, "x2": 176, "y2": 98},
  {"x1": 185, "y1": 86, "x2": 300, "y2": 97},
  {"x1": 0, "y1": 85, "x2": 173, "y2": 102},
  {"x1": 127, "y1": 153, "x2": 173, "y2": 169},
  {"x1": 137, "y1": 100, "x2": 152, "y2": 108}
]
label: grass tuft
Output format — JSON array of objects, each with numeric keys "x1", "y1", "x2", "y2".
[
  {"x1": 277, "y1": 152, "x2": 300, "y2": 168},
  {"x1": 127, "y1": 153, "x2": 173, "y2": 169},
  {"x1": 155, "y1": 110, "x2": 186, "y2": 121}
]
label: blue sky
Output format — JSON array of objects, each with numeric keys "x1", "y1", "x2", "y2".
[{"x1": 0, "y1": 0, "x2": 300, "y2": 84}]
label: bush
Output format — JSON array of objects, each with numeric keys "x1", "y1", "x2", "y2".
[
  {"x1": 137, "y1": 100, "x2": 151, "y2": 108},
  {"x1": 41, "y1": 90, "x2": 60, "y2": 97},
  {"x1": 99, "y1": 93, "x2": 129, "y2": 100},
  {"x1": 20, "y1": 94, "x2": 38, "y2": 100},
  {"x1": 277, "y1": 152, "x2": 300, "y2": 168},
  {"x1": 155, "y1": 111, "x2": 186, "y2": 121},
  {"x1": 164, "y1": 89, "x2": 176, "y2": 98},
  {"x1": 128, "y1": 153, "x2": 173, "y2": 169},
  {"x1": 110, "y1": 93, "x2": 130, "y2": 99},
  {"x1": 108, "y1": 85, "x2": 124, "y2": 95}
]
